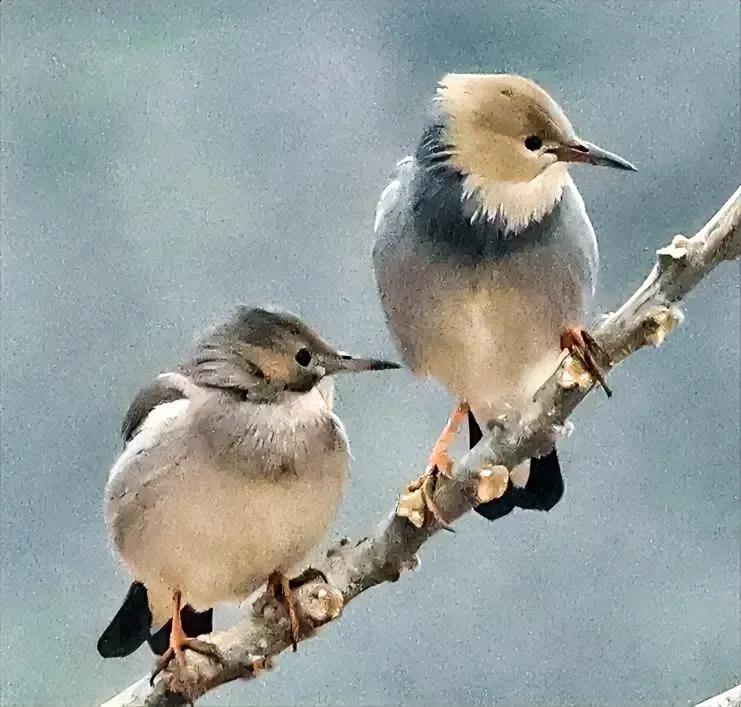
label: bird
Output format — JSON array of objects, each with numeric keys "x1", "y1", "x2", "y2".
[
  {"x1": 97, "y1": 306, "x2": 399, "y2": 679},
  {"x1": 373, "y1": 73, "x2": 636, "y2": 522}
]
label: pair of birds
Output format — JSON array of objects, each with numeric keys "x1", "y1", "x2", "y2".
[{"x1": 98, "y1": 74, "x2": 635, "y2": 676}]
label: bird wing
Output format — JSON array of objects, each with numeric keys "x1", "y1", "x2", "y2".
[
  {"x1": 373, "y1": 156, "x2": 414, "y2": 235},
  {"x1": 372, "y1": 157, "x2": 434, "y2": 374},
  {"x1": 120, "y1": 371, "x2": 197, "y2": 443}
]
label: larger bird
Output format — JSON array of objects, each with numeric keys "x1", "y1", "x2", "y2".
[
  {"x1": 97, "y1": 306, "x2": 398, "y2": 677},
  {"x1": 373, "y1": 74, "x2": 635, "y2": 521}
]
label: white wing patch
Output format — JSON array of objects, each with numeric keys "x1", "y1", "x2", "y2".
[
  {"x1": 375, "y1": 156, "x2": 415, "y2": 234},
  {"x1": 108, "y1": 399, "x2": 190, "y2": 482},
  {"x1": 566, "y1": 182, "x2": 599, "y2": 297},
  {"x1": 374, "y1": 177, "x2": 402, "y2": 234}
]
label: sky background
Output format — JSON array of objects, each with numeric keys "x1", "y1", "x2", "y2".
[{"x1": 1, "y1": 1, "x2": 739, "y2": 705}]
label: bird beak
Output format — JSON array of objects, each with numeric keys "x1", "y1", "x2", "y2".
[
  {"x1": 551, "y1": 139, "x2": 637, "y2": 172},
  {"x1": 326, "y1": 352, "x2": 402, "y2": 374}
]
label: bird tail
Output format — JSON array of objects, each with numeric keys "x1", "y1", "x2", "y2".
[
  {"x1": 97, "y1": 582, "x2": 152, "y2": 658},
  {"x1": 468, "y1": 411, "x2": 565, "y2": 521},
  {"x1": 97, "y1": 583, "x2": 214, "y2": 658}
]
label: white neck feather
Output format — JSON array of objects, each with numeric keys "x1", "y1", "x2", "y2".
[{"x1": 461, "y1": 165, "x2": 571, "y2": 234}]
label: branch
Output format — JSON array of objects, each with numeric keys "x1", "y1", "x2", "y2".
[
  {"x1": 101, "y1": 186, "x2": 741, "y2": 707},
  {"x1": 695, "y1": 684, "x2": 741, "y2": 707}
]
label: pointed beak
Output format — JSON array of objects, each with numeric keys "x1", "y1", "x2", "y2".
[
  {"x1": 325, "y1": 352, "x2": 402, "y2": 374},
  {"x1": 550, "y1": 139, "x2": 637, "y2": 172}
]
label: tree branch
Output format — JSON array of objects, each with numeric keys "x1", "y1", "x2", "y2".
[
  {"x1": 695, "y1": 684, "x2": 741, "y2": 707},
  {"x1": 101, "y1": 185, "x2": 741, "y2": 707}
]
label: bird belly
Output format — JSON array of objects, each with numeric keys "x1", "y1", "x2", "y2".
[
  {"x1": 425, "y1": 273, "x2": 574, "y2": 421},
  {"x1": 106, "y1": 423, "x2": 348, "y2": 622},
  {"x1": 374, "y1": 163, "x2": 597, "y2": 427},
  {"x1": 382, "y1": 244, "x2": 590, "y2": 424}
]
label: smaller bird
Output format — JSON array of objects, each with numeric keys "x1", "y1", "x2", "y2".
[
  {"x1": 373, "y1": 73, "x2": 635, "y2": 522},
  {"x1": 97, "y1": 306, "x2": 399, "y2": 680}
]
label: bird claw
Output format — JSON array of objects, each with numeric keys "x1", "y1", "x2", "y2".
[
  {"x1": 420, "y1": 469, "x2": 455, "y2": 531},
  {"x1": 425, "y1": 401, "x2": 469, "y2": 473},
  {"x1": 403, "y1": 466, "x2": 454, "y2": 531},
  {"x1": 149, "y1": 590, "x2": 225, "y2": 686},
  {"x1": 149, "y1": 636, "x2": 225, "y2": 686},
  {"x1": 560, "y1": 326, "x2": 612, "y2": 397},
  {"x1": 400, "y1": 401, "x2": 469, "y2": 530},
  {"x1": 267, "y1": 571, "x2": 301, "y2": 651}
]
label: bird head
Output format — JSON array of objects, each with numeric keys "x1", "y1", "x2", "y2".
[
  {"x1": 191, "y1": 306, "x2": 399, "y2": 399},
  {"x1": 436, "y1": 73, "x2": 636, "y2": 185}
]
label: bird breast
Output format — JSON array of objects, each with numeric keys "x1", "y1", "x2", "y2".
[
  {"x1": 415, "y1": 245, "x2": 587, "y2": 420},
  {"x1": 105, "y1": 384, "x2": 349, "y2": 621},
  {"x1": 374, "y1": 169, "x2": 597, "y2": 425}
]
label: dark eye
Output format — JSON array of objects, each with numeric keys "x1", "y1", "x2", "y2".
[
  {"x1": 294, "y1": 348, "x2": 312, "y2": 367},
  {"x1": 524, "y1": 135, "x2": 543, "y2": 151}
]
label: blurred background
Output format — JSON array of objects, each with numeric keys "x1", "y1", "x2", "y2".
[{"x1": 1, "y1": 1, "x2": 739, "y2": 705}]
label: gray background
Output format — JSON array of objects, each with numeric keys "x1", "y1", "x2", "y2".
[{"x1": 1, "y1": 1, "x2": 739, "y2": 705}]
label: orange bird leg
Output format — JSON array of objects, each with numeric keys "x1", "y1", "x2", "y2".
[
  {"x1": 267, "y1": 571, "x2": 301, "y2": 651},
  {"x1": 560, "y1": 326, "x2": 612, "y2": 398},
  {"x1": 150, "y1": 590, "x2": 224, "y2": 686},
  {"x1": 425, "y1": 401, "x2": 470, "y2": 477},
  {"x1": 408, "y1": 401, "x2": 469, "y2": 529}
]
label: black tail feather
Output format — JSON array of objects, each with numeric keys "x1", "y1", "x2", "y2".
[
  {"x1": 468, "y1": 410, "x2": 483, "y2": 448},
  {"x1": 99, "y1": 583, "x2": 214, "y2": 658},
  {"x1": 147, "y1": 606, "x2": 214, "y2": 655},
  {"x1": 97, "y1": 582, "x2": 152, "y2": 658},
  {"x1": 468, "y1": 411, "x2": 564, "y2": 520},
  {"x1": 470, "y1": 411, "x2": 517, "y2": 520},
  {"x1": 515, "y1": 448, "x2": 564, "y2": 511}
]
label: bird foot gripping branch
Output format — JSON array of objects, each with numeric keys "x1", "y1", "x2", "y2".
[
  {"x1": 266, "y1": 571, "x2": 302, "y2": 651},
  {"x1": 255, "y1": 569, "x2": 344, "y2": 651},
  {"x1": 559, "y1": 326, "x2": 613, "y2": 397},
  {"x1": 397, "y1": 445, "x2": 514, "y2": 531},
  {"x1": 149, "y1": 591, "x2": 225, "y2": 687},
  {"x1": 153, "y1": 649, "x2": 270, "y2": 701},
  {"x1": 397, "y1": 402, "x2": 470, "y2": 529}
]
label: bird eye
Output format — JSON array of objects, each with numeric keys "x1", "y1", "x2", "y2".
[
  {"x1": 524, "y1": 135, "x2": 543, "y2": 151},
  {"x1": 294, "y1": 348, "x2": 312, "y2": 367}
]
